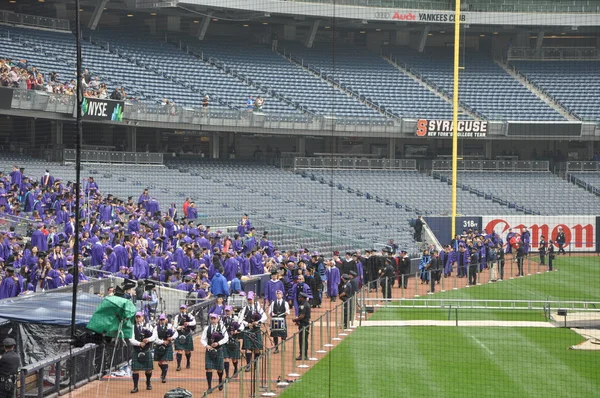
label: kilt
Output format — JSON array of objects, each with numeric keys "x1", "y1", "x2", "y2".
[
  {"x1": 224, "y1": 338, "x2": 241, "y2": 360},
  {"x1": 242, "y1": 327, "x2": 263, "y2": 351},
  {"x1": 154, "y1": 343, "x2": 174, "y2": 362},
  {"x1": 132, "y1": 349, "x2": 154, "y2": 371},
  {"x1": 174, "y1": 334, "x2": 194, "y2": 352},
  {"x1": 204, "y1": 347, "x2": 225, "y2": 371}
]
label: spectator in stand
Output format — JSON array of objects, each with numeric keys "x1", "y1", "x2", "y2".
[
  {"x1": 254, "y1": 96, "x2": 264, "y2": 112},
  {"x1": 246, "y1": 95, "x2": 254, "y2": 112},
  {"x1": 202, "y1": 95, "x2": 209, "y2": 112}
]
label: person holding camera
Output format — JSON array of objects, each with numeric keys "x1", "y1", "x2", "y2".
[
  {"x1": 129, "y1": 312, "x2": 157, "y2": 393},
  {"x1": 174, "y1": 304, "x2": 196, "y2": 371}
]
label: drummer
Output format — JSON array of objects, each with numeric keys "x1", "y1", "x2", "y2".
[{"x1": 269, "y1": 289, "x2": 290, "y2": 354}]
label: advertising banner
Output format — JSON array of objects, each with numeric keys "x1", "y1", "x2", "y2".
[
  {"x1": 416, "y1": 119, "x2": 488, "y2": 138},
  {"x1": 80, "y1": 97, "x2": 124, "y2": 121},
  {"x1": 482, "y1": 216, "x2": 596, "y2": 252}
]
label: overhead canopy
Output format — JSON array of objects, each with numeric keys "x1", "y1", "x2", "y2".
[{"x1": 0, "y1": 292, "x2": 103, "y2": 326}]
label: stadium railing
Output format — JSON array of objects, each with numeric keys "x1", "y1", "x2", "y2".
[
  {"x1": 508, "y1": 47, "x2": 599, "y2": 62},
  {"x1": 431, "y1": 159, "x2": 550, "y2": 172},
  {"x1": 0, "y1": 10, "x2": 70, "y2": 32},
  {"x1": 293, "y1": 157, "x2": 417, "y2": 170},
  {"x1": 62, "y1": 149, "x2": 164, "y2": 165}
]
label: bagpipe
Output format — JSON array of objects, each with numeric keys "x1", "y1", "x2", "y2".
[
  {"x1": 155, "y1": 328, "x2": 175, "y2": 356},
  {"x1": 135, "y1": 328, "x2": 154, "y2": 362},
  {"x1": 208, "y1": 331, "x2": 226, "y2": 359}
]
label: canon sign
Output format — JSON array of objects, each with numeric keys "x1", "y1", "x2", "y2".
[{"x1": 482, "y1": 216, "x2": 596, "y2": 252}]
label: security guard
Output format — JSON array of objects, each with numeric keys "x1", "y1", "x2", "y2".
[
  {"x1": 292, "y1": 292, "x2": 311, "y2": 361},
  {"x1": 0, "y1": 338, "x2": 20, "y2": 398}
]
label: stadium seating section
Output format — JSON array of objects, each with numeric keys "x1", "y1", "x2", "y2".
[
  {"x1": 510, "y1": 61, "x2": 600, "y2": 123},
  {"x1": 2, "y1": 25, "x2": 591, "y2": 122},
  {"x1": 392, "y1": 48, "x2": 566, "y2": 121}
]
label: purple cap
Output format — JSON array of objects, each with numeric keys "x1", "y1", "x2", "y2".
[
  {"x1": 312, "y1": 251, "x2": 319, "y2": 256},
  {"x1": 224, "y1": 305, "x2": 233, "y2": 312},
  {"x1": 247, "y1": 291, "x2": 255, "y2": 300},
  {"x1": 135, "y1": 312, "x2": 144, "y2": 317},
  {"x1": 180, "y1": 304, "x2": 187, "y2": 309},
  {"x1": 238, "y1": 291, "x2": 246, "y2": 296},
  {"x1": 209, "y1": 313, "x2": 219, "y2": 319},
  {"x1": 159, "y1": 314, "x2": 167, "y2": 320},
  {"x1": 275, "y1": 290, "x2": 283, "y2": 294}
]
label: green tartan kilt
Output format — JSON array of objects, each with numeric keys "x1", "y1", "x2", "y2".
[
  {"x1": 224, "y1": 338, "x2": 241, "y2": 360},
  {"x1": 204, "y1": 347, "x2": 225, "y2": 371},
  {"x1": 132, "y1": 349, "x2": 154, "y2": 371},
  {"x1": 153, "y1": 343, "x2": 174, "y2": 361},
  {"x1": 242, "y1": 328, "x2": 263, "y2": 351},
  {"x1": 174, "y1": 334, "x2": 194, "y2": 352}
]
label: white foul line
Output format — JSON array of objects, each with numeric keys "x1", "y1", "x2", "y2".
[{"x1": 471, "y1": 336, "x2": 494, "y2": 355}]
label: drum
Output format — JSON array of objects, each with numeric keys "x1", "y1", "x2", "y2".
[
  {"x1": 270, "y1": 317, "x2": 285, "y2": 332},
  {"x1": 228, "y1": 294, "x2": 247, "y2": 311}
]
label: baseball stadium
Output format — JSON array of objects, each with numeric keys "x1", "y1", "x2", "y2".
[{"x1": 0, "y1": 0, "x2": 599, "y2": 397}]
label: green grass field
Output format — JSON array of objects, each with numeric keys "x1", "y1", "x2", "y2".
[{"x1": 280, "y1": 257, "x2": 600, "y2": 398}]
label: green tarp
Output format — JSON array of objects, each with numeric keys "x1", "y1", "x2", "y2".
[{"x1": 86, "y1": 295, "x2": 137, "y2": 339}]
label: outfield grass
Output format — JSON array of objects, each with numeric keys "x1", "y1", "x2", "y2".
[
  {"x1": 409, "y1": 257, "x2": 600, "y2": 302},
  {"x1": 369, "y1": 307, "x2": 547, "y2": 322},
  {"x1": 280, "y1": 327, "x2": 600, "y2": 398}
]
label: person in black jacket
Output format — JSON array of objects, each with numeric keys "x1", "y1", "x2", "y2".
[
  {"x1": 468, "y1": 247, "x2": 479, "y2": 286},
  {"x1": 427, "y1": 250, "x2": 442, "y2": 293},
  {"x1": 414, "y1": 216, "x2": 424, "y2": 242},
  {"x1": 398, "y1": 250, "x2": 411, "y2": 289},
  {"x1": 555, "y1": 227, "x2": 566, "y2": 255},
  {"x1": 516, "y1": 244, "x2": 525, "y2": 277},
  {"x1": 340, "y1": 252, "x2": 358, "y2": 275},
  {"x1": 0, "y1": 338, "x2": 20, "y2": 398}
]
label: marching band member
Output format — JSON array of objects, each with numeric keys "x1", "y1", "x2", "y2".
[
  {"x1": 238, "y1": 291, "x2": 266, "y2": 371},
  {"x1": 201, "y1": 313, "x2": 229, "y2": 391},
  {"x1": 173, "y1": 304, "x2": 196, "y2": 371},
  {"x1": 269, "y1": 289, "x2": 290, "y2": 354},
  {"x1": 222, "y1": 305, "x2": 244, "y2": 378},
  {"x1": 153, "y1": 314, "x2": 178, "y2": 383},
  {"x1": 129, "y1": 312, "x2": 157, "y2": 393}
]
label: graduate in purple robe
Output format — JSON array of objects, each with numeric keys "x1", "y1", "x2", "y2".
[
  {"x1": 0, "y1": 267, "x2": 21, "y2": 299},
  {"x1": 30, "y1": 224, "x2": 48, "y2": 252},
  {"x1": 505, "y1": 229, "x2": 516, "y2": 254},
  {"x1": 264, "y1": 270, "x2": 284, "y2": 304},
  {"x1": 91, "y1": 236, "x2": 107, "y2": 266},
  {"x1": 521, "y1": 227, "x2": 531, "y2": 255},
  {"x1": 176, "y1": 275, "x2": 194, "y2": 292},
  {"x1": 113, "y1": 243, "x2": 129, "y2": 268},
  {"x1": 208, "y1": 295, "x2": 226, "y2": 318},
  {"x1": 259, "y1": 235, "x2": 274, "y2": 257},
  {"x1": 132, "y1": 251, "x2": 150, "y2": 280},
  {"x1": 290, "y1": 274, "x2": 312, "y2": 316},
  {"x1": 222, "y1": 252, "x2": 239, "y2": 281},
  {"x1": 249, "y1": 251, "x2": 264, "y2": 275},
  {"x1": 326, "y1": 261, "x2": 341, "y2": 300},
  {"x1": 102, "y1": 247, "x2": 118, "y2": 273}
]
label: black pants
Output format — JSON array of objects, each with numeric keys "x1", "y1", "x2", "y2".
[
  {"x1": 381, "y1": 281, "x2": 392, "y2": 299},
  {"x1": 298, "y1": 325, "x2": 309, "y2": 357},
  {"x1": 342, "y1": 300, "x2": 350, "y2": 328},
  {"x1": 498, "y1": 260, "x2": 505, "y2": 280},
  {"x1": 549, "y1": 255, "x2": 554, "y2": 271},
  {"x1": 558, "y1": 244, "x2": 566, "y2": 255},
  {"x1": 539, "y1": 253, "x2": 546, "y2": 265},
  {"x1": 517, "y1": 258, "x2": 524, "y2": 276},
  {"x1": 468, "y1": 266, "x2": 477, "y2": 285},
  {"x1": 430, "y1": 270, "x2": 440, "y2": 292},
  {"x1": 0, "y1": 384, "x2": 15, "y2": 398}
]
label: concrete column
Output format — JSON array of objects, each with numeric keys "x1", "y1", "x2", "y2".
[
  {"x1": 418, "y1": 26, "x2": 430, "y2": 53},
  {"x1": 29, "y1": 119, "x2": 36, "y2": 149},
  {"x1": 55, "y1": 121, "x2": 63, "y2": 146},
  {"x1": 297, "y1": 136, "x2": 306, "y2": 156},
  {"x1": 55, "y1": 3, "x2": 67, "y2": 20},
  {"x1": 127, "y1": 126, "x2": 136, "y2": 152},
  {"x1": 211, "y1": 132, "x2": 220, "y2": 159},
  {"x1": 155, "y1": 130, "x2": 161, "y2": 153},
  {"x1": 87, "y1": 0, "x2": 109, "y2": 30},
  {"x1": 305, "y1": 20, "x2": 320, "y2": 48},
  {"x1": 197, "y1": 12, "x2": 212, "y2": 40},
  {"x1": 283, "y1": 24, "x2": 297, "y2": 41},
  {"x1": 167, "y1": 16, "x2": 181, "y2": 32},
  {"x1": 485, "y1": 140, "x2": 493, "y2": 159},
  {"x1": 388, "y1": 138, "x2": 396, "y2": 159},
  {"x1": 535, "y1": 30, "x2": 544, "y2": 53}
]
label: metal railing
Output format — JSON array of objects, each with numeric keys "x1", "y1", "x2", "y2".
[
  {"x1": 508, "y1": 47, "x2": 600, "y2": 61},
  {"x1": 0, "y1": 10, "x2": 70, "y2": 31},
  {"x1": 561, "y1": 161, "x2": 600, "y2": 172},
  {"x1": 62, "y1": 149, "x2": 164, "y2": 164},
  {"x1": 293, "y1": 157, "x2": 417, "y2": 170},
  {"x1": 432, "y1": 159, "x2": 550, "y2": 172}
]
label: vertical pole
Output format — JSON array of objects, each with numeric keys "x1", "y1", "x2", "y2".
[
  {"x1": 450, "y1": 0, "x2": 462, "y2": 242},
  {"x1": 310, "y1": 321, "x2": 315, "y2": 358}
]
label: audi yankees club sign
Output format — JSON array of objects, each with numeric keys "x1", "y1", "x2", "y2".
[
  {"x1": 483, "y1": 216, "x2": 596, "y2": 252},
  {"x1": 373, "y1": 11, "x2": 467, "y2": 23},
  {"x1": 416, "y1": 119, "x2": 488, "y2": 138}
]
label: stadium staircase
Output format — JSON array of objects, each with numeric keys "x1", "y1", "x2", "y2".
[
  {"x1": 496, "y1": 60, "x2": 578, "y2": 121},
  {"x1": 385, "y1": 56, "x2": 479, "y2": 120}
]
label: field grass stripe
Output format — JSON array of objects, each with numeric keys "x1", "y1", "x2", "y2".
[{"x1": 471, "y1": 335, "x2": 494, "y2": 355}]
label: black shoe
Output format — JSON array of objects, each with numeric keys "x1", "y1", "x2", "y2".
[
  {"x1": 219, "y1": 385, "x2": 224, "y2": 391},
  {"x1": 186, "y1": 364, "x2": 191, "y2": 369},
  {"x1": 244, "y1": 366, "x2": 251, "y2": 372},
  {"x1": 161, "y1": 376, "x2": 166, "y2": 383},
  {"x1": 130, "y1": 388, "x2": 138, "y2": 394},
  {"x1": 303, "y1": 356, "x2": 309, "y2": 361},
  {"x1": 274, "y1": 348, "x2": 279, "y2": 354},
  {"x1": 295, "y1": 356, "x2": 303, "y2": 361},
  {"x1": 176, "y1": 366, "x2": 181, "y2": 371},
  {"x1": 146, "y1": 384, "x2": 152, "y2": 391}
]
